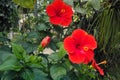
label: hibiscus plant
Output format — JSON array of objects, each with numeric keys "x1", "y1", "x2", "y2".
[{"x1": 0, "y1": 0, "x2": 120, "y2": 80}]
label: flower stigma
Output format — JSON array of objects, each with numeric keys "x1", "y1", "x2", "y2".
[
  {"x1": 61, "y1": 9, "x2": 65, "y2": 13},
  {"x1": 83, "y1": 46, "x2": 89, "y2": 51}
]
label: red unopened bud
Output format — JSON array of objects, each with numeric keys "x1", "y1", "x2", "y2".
[{"x1": 40, "y1": 36, "x2": 51, "y2": 48}]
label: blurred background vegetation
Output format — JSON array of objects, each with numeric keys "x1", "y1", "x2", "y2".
[{"x1": 0, "y1": 0, "x2": 120, "y2": 80}]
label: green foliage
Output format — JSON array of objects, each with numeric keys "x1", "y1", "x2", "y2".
[
  {"x1": 20, "y1": 69, "x2": 34, "y2": 80},
  {"x1": 0, "y1": 55, "x2": 21, "y2": 71},
  {"x1": 93, "y1": 1, "x2": 120, "y2": 54},
  {"x1": 0, "y1": 43, "x2": 43, "y2": 80},
  {"x1": 64, "y1": 0, "x2": 74, "y2": 6},
  {"x1": 87, "y1": 0, "x2": 100, "y2": 10},
  {"x1": 0, "y1": 0, "x2": 119, "y2": 80},
  {"x1": 1, "y1": 71, "x2": 17, "y2": 80},
  {"x1": 12, "y1": 0, "x2": 36, "y2": 9},
  {"x1": 33, "y1": 69, "x2": 48, "y2": 80},
  {"x1": 48, "y1": 42, "x2": 66, "y2": 62},
  {"x1": 92, "y1": 1, "x2": 120, "y2": 79},
  {"x1": 0, "y1": 0, "x2": 18, "y2": 31},
  {"x1": 50, "y1": 65, "x2": 67, "y2": 80},
  {"x1": 12, "y1": 43, "x2": 26, "y2": 59}
]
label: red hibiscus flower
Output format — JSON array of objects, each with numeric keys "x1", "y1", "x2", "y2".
[
  {"x1": 92, "y1": 59, "x2": 104, "y2": 76},
  {"x1": 64, "y1": 29, "x2": 97, "y2": 64},
  {"x1": 41, "y1": 36, "x2": 51, "y2": 48},
  {"x1": 46, "y1": 0, "x2": 73, "y2": 27}
]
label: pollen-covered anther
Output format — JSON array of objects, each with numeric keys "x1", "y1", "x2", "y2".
[
  {"x1": 83, "y1": 47, "x2": 89, "y2": 51},
  {"x1": 61, "y1": 9, "x2": 65, "y2": 13},
  {"x1": 98, "y1": 60, "x2": 107, "y2": 65}
]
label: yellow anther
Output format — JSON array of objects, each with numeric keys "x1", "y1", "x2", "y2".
[
  {"x1": 83, "y1": 47, "x2": 89, "y2": 51},
  {"x1": 61, "y1": 9, "x2": 65, "y2": 13},
  {"x1": 98, "y1": 60, "x2": 107, "y2": 65}
]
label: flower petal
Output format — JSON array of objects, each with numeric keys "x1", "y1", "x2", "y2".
[
  {"x1": 61, "y1": 4, "x2": 73, "y2": 17},
  {"x1": 72, "y1": 29, "x2": 87, "y2": 45},
  {"x1": 46, "y1": 0, "x2": 73, "y2": 26},
  {"x1": 60, "y1": 17, "x2": 72, "y2": 26},
  {"x1": 82, "y1": 35, "x2": 97, "y2": 49},
  {"x1": 83, "y1": 50, "x2": 94, "y2": 64},
  {"x1": 64, "y1": 36, "x2": 76, "y2": 53},
  {"x1": 68, "y1": 51, "x2": 85, "y2": 64},
  {"x1": 46, "y1": 4, "x2": 56, "y2": 17},
  {"x1": 50, "y1": 17, "x2": 62, "y2": 25}
]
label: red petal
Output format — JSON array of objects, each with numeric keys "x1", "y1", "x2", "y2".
[
  {"x1": 68, "y1": 50, "x2": 85, "y2": 64},
  {"x1": 64, "y1": 36, "x2": 76, "y2": 53},
  {"x1": 46, "y1": 4, "x2": 56, "y2": 17},
  {"x1": 46, "y1": 0, "x2": 73, "y2": 26},
  {"x1": 50, "y1": 17, "x2": 62, "y2": 25},
  {"x1": 61, "y1": 4, "x2": 73, "y2": 17},
  {"x1": 83, "y1": 50, "x2": 94, "y2": 64},
  {"x1": 46, "y1": 0, "x2": 63, "y2": 17},
  {"x1": 71, "y1": 29, "x2": 87, "y2": 45},
  {"x1": 60, "y1": 17, "x2": 72, "y2": 26},
  {"x1": 52, "y1": 0, "x2": 63, "y2": 9},
  {"x1": 82, "y1": 35, "x2": 97, "y2": 49}
]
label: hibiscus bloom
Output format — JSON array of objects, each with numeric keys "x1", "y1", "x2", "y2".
[
  {"x1": 41, "y1": 36, "x2": 51, "y2": 48},
  {"x1": 92, "y1": 59, "x2": 104, "y2": 76},
  {"x1": 64, "y1": 29, "x2": 97, "y2": 64},
  {"x1": 46, "y1": 0, "x2": 73, "y2": 27}
]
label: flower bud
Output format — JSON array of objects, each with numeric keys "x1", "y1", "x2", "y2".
[{"x1": 41, "y1": 36, "x2": 51, "y2": 48}]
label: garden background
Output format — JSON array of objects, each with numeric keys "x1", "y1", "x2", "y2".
[{"x1": 0, "y1": 0, "x2": 120, "y2": 80}]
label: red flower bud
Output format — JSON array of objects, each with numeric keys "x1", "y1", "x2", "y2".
[{"x1": 41, "y1": 36, "x2": 51, "y2": 48}]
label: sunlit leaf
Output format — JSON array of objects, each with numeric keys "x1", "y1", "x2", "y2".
[
  {"x1": 12, "y1": 0, "x2": 36, "y2": 9},
  {"x1": 12, "y1": 43, "x2": 26, "y2": 59},
  {"x1": 87, "y1": 0, "x2": 100, "y2": 10}
]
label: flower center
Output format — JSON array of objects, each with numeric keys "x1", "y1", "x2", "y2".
[
  {"x1": 83, "y1": 47, "x2": 89, "y2": 51},
  {"x1": 61, "y1": 9, "x2": 65, "y2": 13}
]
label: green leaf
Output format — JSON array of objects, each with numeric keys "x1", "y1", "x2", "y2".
[
  {"x1": 26, "y1": 55, "x2": 42, "y2": 68},
  {"x1": 36, "y1": 23, "x2": 49, "y2": 31},
  {"x1": 19, "y1": 42, "x2": 37, "y2": 53},
  {"x1": 75, "y1": 7, "x2": 86, "y2": 14},
  {"x1": 12, "y1": 0, "x2": 36, "y2": 9},
  {"x1": 57, "y1": 42, "x2": 67, "y2": 59},
  {"x1": 12, "y1": 43, "x2": 26, "y2": 59},
  {"x1": 1, "y1": 71, "x2": 17, "y2": 80},
  {"x1": 0, "y1": 36, "x2": 9, "y2": 42},
  {"x1": 27, "y1": 31, "x2": 39, "y2": 39},
  {"x1": 87, "y1": 0, "x2": 100, "y2": 10},
  {"x1": 48, "y1": 42, "x2": 66, "y2": 62},
  {"x1": 33, "y1": 69, "x2": 49, "y2": 80},
  {"x1": 48, "y1": 53, "x2": 59, "y2": 62},
  {"x1": 21, "y1": 69, "x2": 34, "y2": 80},
  {"x1": 0, "y1": 46, "x2": 12, "y2": 62},
  {"x1": 50, "y1": 65, "x2": 66, "y2": 80},
  {"x1": 0, "y1": 55, "x2": 21, "y2": 71},
  {"x1": 64, "y1": 0, "x2": 73, "y2": 6},
  {"x1": 62, "y1": 59, "x2": 73, "y2": 71}
]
